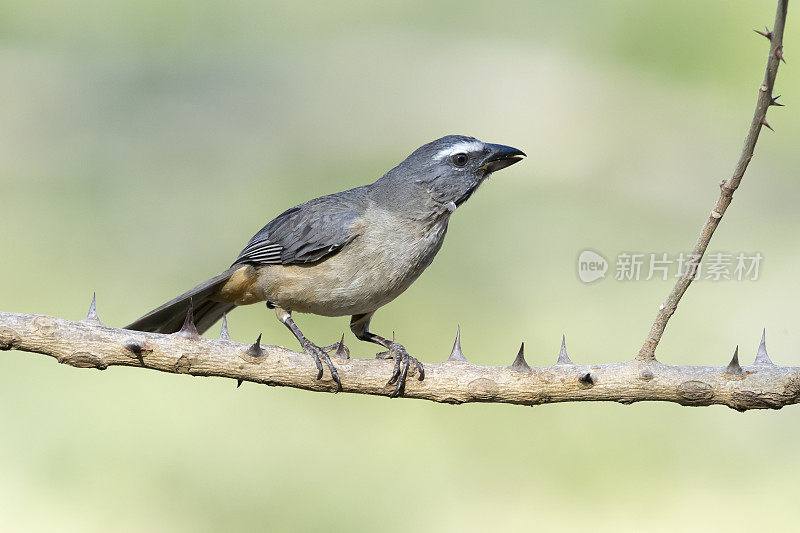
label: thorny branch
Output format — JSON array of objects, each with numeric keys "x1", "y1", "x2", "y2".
[
  {"x1": 638, "y1": 0, "x2": 789, "y2": 361},
  {"x1": 0, "y1": 0, "x2": 794, "y2": 411},
  {"x1": 1, "y1": 307, "x2": 799, "y2": 411}
]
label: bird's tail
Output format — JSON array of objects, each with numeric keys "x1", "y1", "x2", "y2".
[{"x1": 125, "y1": 269, "x2": 237, "y2": 335}]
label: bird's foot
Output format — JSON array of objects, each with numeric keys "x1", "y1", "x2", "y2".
[
  {"x1": 302, "y1": 340, "x2": 343, "y2": 392},
  {"x1": 376, "y1": 342, "x2": 425, "y2": 397}
]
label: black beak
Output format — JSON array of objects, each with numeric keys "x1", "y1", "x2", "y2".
[{"x1": 480, "y1": 143, "x2": 526, "y2": 173}]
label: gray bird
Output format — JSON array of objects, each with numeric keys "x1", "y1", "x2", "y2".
[{"x1": 125, "y1": 135, "x2": 525, "y2": 396}]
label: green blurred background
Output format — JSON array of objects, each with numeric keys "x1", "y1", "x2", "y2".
[{"x1": 2, "y1": 1, "x2": 799, "y2": 531}]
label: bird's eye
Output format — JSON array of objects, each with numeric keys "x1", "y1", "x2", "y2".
[{"x1": 451, "y1": 153, "x2": 468, "y2": 167}]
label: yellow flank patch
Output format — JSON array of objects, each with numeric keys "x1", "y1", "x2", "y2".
[{"x1": 215, "y1": 265, "x2": 262, "y2": 305}]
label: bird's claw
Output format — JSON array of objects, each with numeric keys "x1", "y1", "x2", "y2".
[
  {"x1": 302, "y1": 340, "x2": 343, "y2": 392},
  {"x1": 376, "y1": 342, "x2": 424, "y2": 397}
]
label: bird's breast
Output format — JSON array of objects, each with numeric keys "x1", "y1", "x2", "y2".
[{"x1": 257, "y1": 208, "x2": 450, "y2": 316}]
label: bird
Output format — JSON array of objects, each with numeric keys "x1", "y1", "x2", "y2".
[{"x1": 125, "y1": 135, "x2": 525, "y2": 396}]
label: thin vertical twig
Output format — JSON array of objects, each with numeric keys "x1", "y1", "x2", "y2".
[{"x1": 638, "y1": 0, "x2": 789, "y2": 361}]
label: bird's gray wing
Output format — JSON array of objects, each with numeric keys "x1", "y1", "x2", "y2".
[{"x1": 233, "y1": 192, "x2": 364, "y2": 266}]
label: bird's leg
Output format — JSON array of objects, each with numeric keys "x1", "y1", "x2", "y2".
[
  {"x1": 350, "y1": 312, "x2": 424, "y2": 397},
  {"x1": 274, "y1": 306, "x2": 342, "y2": 392}
]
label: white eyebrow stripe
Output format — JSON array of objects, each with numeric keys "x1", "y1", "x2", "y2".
[{"x1": 433, "y1": 140, "x2": 485, "y2": 160}]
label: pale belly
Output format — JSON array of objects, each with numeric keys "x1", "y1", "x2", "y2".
[{"x1": 256, "y1": 213, "x2": 449, "y2": 316}]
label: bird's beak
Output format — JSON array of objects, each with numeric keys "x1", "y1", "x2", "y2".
[{"x1": 480, "y1": 144, "x2": 526, "y2": 173}]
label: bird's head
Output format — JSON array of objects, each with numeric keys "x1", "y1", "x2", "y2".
[{"x1": 379, "y1": 135, "x2": 526, "y2": 209}]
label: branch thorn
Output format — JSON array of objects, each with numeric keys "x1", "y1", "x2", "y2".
[
  {"x1": 447, "y1": 325, "x2": 468, "y2": 362},
  {"x1": 175, "y1": 298, "x2": 200, "y2": 340},
  {"x1": 237, "y1": 379, "x2": 243, "y2": 388},
  {"x1": 245, "y1": 333, "x2": 266, "y2": 358},
  {"x1": 754, "y1": 328, "x2": 774, "y2": 365},
  {"x1": 83, "y1": 292, "x2": 102, "y2": 325},
  {"x1": 725, "y1": 346, "x2": 744, "y2": 376},
  {"x1": 754, "y1": 26, "x2": 772, "y2": 40},
  {"x1": 776, "y1": 45, "x2": 786, "y2": 63},
  {"x1": 509, "y1": 342, "x2": 532, "y2": 373},
  {"x1": 761, "y1": 117, "x2": 774, "y2": 131},
  {"x1": 219, "y1": 313, "x2": 231, "y2": 341},
  {"x1": 770, "y1": 94, "x2": 784, "y2": 106},
  {"x1": 556, "y1": 334, "x2": 573, "y2": 365},
  {"x1": 335, "y1": 333, "x2": 349, "y2": 359}
]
